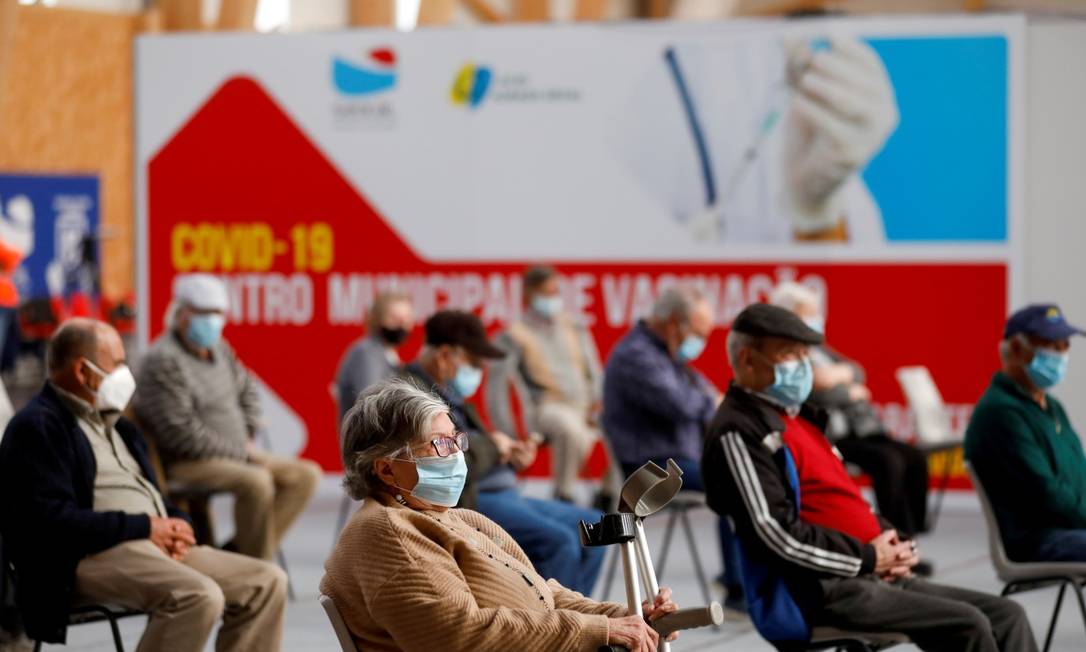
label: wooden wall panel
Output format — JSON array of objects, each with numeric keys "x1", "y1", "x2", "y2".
[
  {"x1": 349, "y1": 0, "x2": 395, "y2": 26},
  {"x1": 0, "y1": 6, "x2": 140, "y2": 301}
]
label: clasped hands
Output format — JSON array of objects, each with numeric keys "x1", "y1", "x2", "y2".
[{"x1": 150, "y1": 516, "x2": 197, "y2": 561}]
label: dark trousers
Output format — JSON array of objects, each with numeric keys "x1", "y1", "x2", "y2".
[
  {"x1": 836, "y1": 435, "x2": 929, "y2": 536},
  {"x1": 622, "y1": 458, "x2": 743, "y2": 591},
  {"x1": 816, "y1": 576, "x2": 1037, "y2": 652}
]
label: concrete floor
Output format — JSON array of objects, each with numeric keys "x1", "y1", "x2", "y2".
[{"x1": 35, "y1": 479, "x2": 1086, "y2": 651}]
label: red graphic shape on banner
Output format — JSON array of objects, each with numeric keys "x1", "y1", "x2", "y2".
[
  {"x1": 369, "y1": 48, "x2": 396, "y2": 66},
  {"x1": 148, "y1": 77, "x2": 1008, "y2": 485}
]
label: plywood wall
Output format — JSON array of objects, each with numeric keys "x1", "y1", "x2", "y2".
[{"x1": 0, "y1": 6, "x2": 140, "y2": 302}]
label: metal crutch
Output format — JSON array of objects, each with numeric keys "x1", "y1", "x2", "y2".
[{"x1": 580, "y1": 459, "x2": 724, "y2": 652}]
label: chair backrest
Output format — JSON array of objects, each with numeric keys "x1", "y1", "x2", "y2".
[
  {"x1": 319, "y1": 593, "x2": 360, "y2": 652},
  {"x1": 963, "y1": 462, "x2": 1014, "y2": 579},
  {"x1": 895, "y1": 366, "x2": 955, "y2": 447}
]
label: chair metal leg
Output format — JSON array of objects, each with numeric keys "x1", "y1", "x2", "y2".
[
  {"x1": 655, "y1": 509, "x2": 680, "y2": 581},
  {"x1": 107, "y1": 613, "x2": 125, "y2": 652},
  {"x1": 33, "y1": 641, "x2": 42, "y2": 652},
  {"x1": 276, "y1": 549, "x2": 296, "y2": 602},
  {"x1": 680, "y1": 508, "x2": 713, "y2": 609},
  {"x1": 1042, "y1": 581, "x2": 1068, "y2": 652},
  {"x1": 926, "y1": 451, "x2": 954, "y2": 531},
  {"x1": 1073, "y1": 580, "x2": 1086, "y2": 641}
]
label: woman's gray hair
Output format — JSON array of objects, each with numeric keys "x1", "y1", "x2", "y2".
[{"x1": 340, "y1": 377, "x2": 450, "y2": 500}]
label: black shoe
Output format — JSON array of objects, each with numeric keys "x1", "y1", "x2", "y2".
[{"x1": 913, "y1": 560, "x2": 935, "y2": 577}]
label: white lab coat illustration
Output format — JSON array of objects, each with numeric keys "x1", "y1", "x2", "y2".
[{"x1": 610, "y1": 33, "x2": 898, "y2": 245}]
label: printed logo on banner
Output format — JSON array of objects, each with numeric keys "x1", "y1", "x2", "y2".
[
  {"x1": 450, "y1": 63, "x2": 492, "y2": 109},
  {"x1": 331, "y1": 47, "x2": 397, "y2": 129},
  {"x1": 332, "y1": 48, "x2": 396, "y2": 96},
  {"x1": 449, "y1": 61, "x2": 580, "y2": 108}
]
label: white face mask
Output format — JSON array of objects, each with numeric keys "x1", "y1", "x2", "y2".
[{"x1": 83, "y1": 360, "x2": 137, "y2": 412}]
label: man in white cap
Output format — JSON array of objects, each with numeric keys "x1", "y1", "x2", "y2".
[{"x1": 133, "y1": 274, "x2": 322, "y2": 560}]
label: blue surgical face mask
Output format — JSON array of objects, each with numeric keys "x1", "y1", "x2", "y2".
[
  {"x1": 677, "y1": 334, "x2": 707, "y2": 362},
  {"x1": 531, "y1": 295, "x2": 563, "y2": 318},
  {"x1": 766, "y1": 357, "x2": 814, "y2": 408},
  {"x1": 1027, "y1": 347, "x2": 1069, "y2": 390},
  {"x1": 803, "y1": 316, "x2": 825, "y2": 336},
  {"x1": 187, "y1": 314, "x2": 226, "y2": 348},
  {"x1": 452, "y1": 363, "x2": 483, "y2": 398},
  {"x1": 398, "y1": 452, "x2": 468, "y2": 508}
]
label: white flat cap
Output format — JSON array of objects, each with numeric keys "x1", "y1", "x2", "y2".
[{"x1": 173, "y1": 274, "x2": 229, "y2": 312}]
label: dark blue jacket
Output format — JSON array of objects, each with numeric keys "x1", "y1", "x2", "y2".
[
  {"x1": 602, "y1": 321, "x2": 717, "y2": 466},
  {"x1": 0, "y1": 384, "x2": 188, "y2": 643}
]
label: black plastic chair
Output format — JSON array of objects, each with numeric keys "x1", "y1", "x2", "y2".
[
  {"x1": 2, "y1": 540, "x2": 143, "y2": 652},
  {"x1": 32, "y1": 604, "x2": 144, "y2": 652},
  {"x1": 802, "y1": 626, "x2": 910, "y2": 651}
]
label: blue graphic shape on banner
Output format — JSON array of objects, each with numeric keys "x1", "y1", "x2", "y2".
[
  {"x1": 333, "y1": 57, "x2": 397, "y2": 96},
  {"x1": 0, "y1": 174, "x2": 99, "y2": 300},
  {"x1": 864, "y1": 36, "x2": 1008, "y2": 242}
]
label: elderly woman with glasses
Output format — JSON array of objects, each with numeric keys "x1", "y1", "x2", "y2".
[{"x1": 322, "y1": 378, "x2": 678, "y2": 652}]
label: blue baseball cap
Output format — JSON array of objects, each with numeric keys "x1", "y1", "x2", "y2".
[{"x1": 1003, "y1": 304, "x2": 1084, "y2": 341}]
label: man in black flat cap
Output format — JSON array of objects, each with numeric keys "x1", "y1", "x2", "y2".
[
  {"x1": 965, "y1": 304, "x2": 1086, "y2": 563},
  {"x1": 702, "y1": 303, "x2": 1035, "y2": 651}
]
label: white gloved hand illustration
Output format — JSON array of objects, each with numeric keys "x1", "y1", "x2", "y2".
[{"x1": 784, "y1": 37, "x2": 899, "y2": 235}]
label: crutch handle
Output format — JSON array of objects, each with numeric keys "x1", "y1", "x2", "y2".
[{"x1": 651, "y1": 602, "x2": 725, "y2": 637}]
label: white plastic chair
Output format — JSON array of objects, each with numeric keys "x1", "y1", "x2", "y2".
[
  {"x1": 966, "y1": 462, "x2": 1086, "y2": 651},
  {"x1": 319, "y1": 593, "x2": 361, "y2": 652},
  {"x1": 894, "y1": 366, "x2": 960, "y2": 528}
]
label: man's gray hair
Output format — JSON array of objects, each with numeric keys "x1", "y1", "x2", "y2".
[
  {"x1": 651, "y1": 286, "x2": 704, "y2": 323},
  {"x1": 726, "y1": 329, "x2": 757, "y2": 368},
  {"x1": 769, "y1": 282, "x2": 819, "y2": 313},
  {"x1": 340, "y1": 378, "x2": 450, "y2": 500}
]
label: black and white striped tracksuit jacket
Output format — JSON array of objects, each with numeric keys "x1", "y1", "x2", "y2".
[{"x1": 701, "y1": 384, "x2": 879, "y2": 614}]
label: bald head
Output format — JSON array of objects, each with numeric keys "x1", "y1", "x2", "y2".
[{"x1": 48, "y1": 318, "x2": 126, "y2": 401}]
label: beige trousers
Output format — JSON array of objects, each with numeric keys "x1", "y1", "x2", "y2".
[
  {"x1": 74, "y1": 540, "x2": 287, "y2": 652},
  {"x1": 168, "y1": 450, "x2": 322, "y2": 560},
  {"x1": 536, "y1": 401, "x2": 623, "y2": 500}
]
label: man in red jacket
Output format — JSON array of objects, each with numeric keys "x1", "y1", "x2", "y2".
[{"x1": 702, "y1": 303, "x2": 1035, "y2": 651}]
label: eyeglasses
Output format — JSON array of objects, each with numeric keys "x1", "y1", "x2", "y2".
[{"x1": 430, "y1": 432, "x2": 469, "y2": 458}]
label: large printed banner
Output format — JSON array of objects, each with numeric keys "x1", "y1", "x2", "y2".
[{"x1": 137, "y1": 16, "x2": 1023, "y2": 478}]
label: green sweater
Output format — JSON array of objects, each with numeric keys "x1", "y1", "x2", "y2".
[{"x1": 964, "y1": 372, "x2": 1086, "y2": 560}]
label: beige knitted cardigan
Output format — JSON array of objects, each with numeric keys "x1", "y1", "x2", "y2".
[{"x1": 321, "y1": 493, "x2": 628, "y2": 651}]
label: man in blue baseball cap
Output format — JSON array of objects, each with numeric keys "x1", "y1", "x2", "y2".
[{"x1": 965, "y1": 304, "x2": 1086, "y2": 563}]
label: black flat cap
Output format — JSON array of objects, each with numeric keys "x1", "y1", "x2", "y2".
[
  {"x1": 424, "y1": 310, "x2": 506, "y2": 359},
  {"x1": 732, "y1": 303, "x2": 824, "y2": 345}
]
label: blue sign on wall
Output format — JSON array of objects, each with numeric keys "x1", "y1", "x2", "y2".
[{"x1": 0, "y1": 174, "x2": 99, "y2": 301}]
